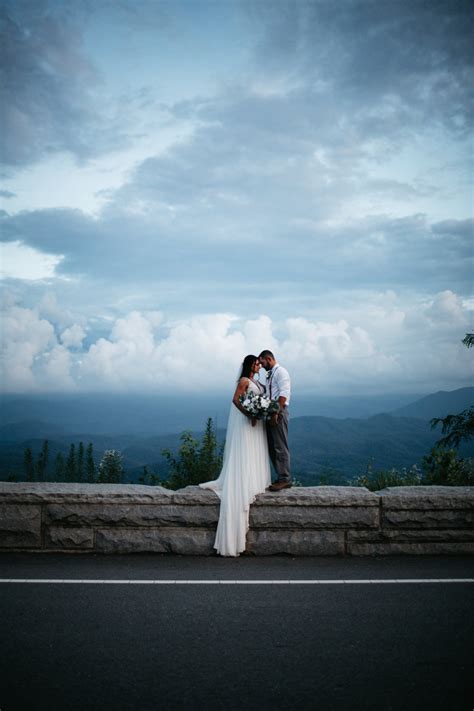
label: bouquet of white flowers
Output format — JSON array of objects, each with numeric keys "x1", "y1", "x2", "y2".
[{"x1": 239, "y1": 391, "x2": 280, "y2": 420}]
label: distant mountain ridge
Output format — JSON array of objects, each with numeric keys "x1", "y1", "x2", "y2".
[
  {"x1": 0, "y1": 390, "x2": 425, "y2": 437},
  {"x1": 391, "y1": 387, "x2": 473, "y2": 420},
  {"x1": 289, "y1": 412, "x2": 473, "y2": 482},
  {"x1": 1, "y1": 387, "x2": 472, "y2": 484}
]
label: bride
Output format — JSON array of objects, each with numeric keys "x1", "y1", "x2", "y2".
[{"x1": 199, "y1": 355, "x2": 271, "y2": 557}]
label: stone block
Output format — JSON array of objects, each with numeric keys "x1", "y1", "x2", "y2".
[
  {"x1": 95, "y1": 527, "x2": 216, "y2": 555},
  {"x1": 246, "y1": 529, "x2": 344, "y2": 556},
  {"x1": 0, "y1": 482, "x2": 173, "y2": 504},
  {"x1": 172, "y1": 486, "x2": 220, "y2": 505},
  {"x1": 250, "y1": 505, "x2": 378, "y2": 529},
  {"x1": 378, "y1": 486, "x2": 474, "y2": 510},
  {"x1": 0, "y1": 504, "x2": 41, "y2": 548},
  {"x1": 45, "y1": 503, "x2": 219, "y2": 528},
  {"x1": 382, "y1": 509, "x2": 473, "y2": 529},
  {"x1": 45, "y1": 526, "x2": 94, "y2": 549},
  {"x1": 252, "y1": 486, "x2": 379, "y2": 507}
]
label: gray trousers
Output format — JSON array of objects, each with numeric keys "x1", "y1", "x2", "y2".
[{"x1": 266, "y1": 407, "x2": 291, "y2": 482}]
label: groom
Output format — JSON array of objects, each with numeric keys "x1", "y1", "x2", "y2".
[{"x1": 258, "y1": 350, "x2": 292, "y2": 491}]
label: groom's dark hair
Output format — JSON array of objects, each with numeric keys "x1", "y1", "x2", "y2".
[{"x1": 258, "y1": 349, "x2": 274, "y2": 359}]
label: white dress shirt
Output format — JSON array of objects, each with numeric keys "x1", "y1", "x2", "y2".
[{"x1": 266, "y1": 363, "x2": 291, "y2": 406}]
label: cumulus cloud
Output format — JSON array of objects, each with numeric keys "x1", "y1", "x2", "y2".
[
  {"x1": 60, "y1": 324, "x2": 86, "y2": 349},
  {"x1": 425, "y1": 290, "x2": 467, "y2": 325},
  {"x1": 1, "y1": 292, "x2": 472, "y2": 395},
  {"x1": 0, "y1": 303, "x2": 57, "y2": 390}
]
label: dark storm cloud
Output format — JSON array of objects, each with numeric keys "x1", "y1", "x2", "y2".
[
  {"x1": 431, "y1": 218, "x2": 474, "y2": 239},
  {"x1": 1, "y1": 205, "x2": 471, "y2": 303},
  {"x1": 250, "y1": 0, "x2": 473, "y2": 137},
  {"x1": 0, "y1": 1, "x2": 129, "y2": 168}
]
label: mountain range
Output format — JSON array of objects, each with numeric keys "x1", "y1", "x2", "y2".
[{"x1": 1, "y1": 387, "x2": 472, "y2": 484}]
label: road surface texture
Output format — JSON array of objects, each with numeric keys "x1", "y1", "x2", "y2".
[{"x1": 1, "y1": 553, "x2": 473, "y2": 711}]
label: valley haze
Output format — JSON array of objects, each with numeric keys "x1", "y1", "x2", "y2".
[{"x1": 1, "y1": 388, "x2": 472, "y2": 485}]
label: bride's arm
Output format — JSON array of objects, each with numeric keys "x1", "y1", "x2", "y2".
[{"x1": 232, "y1": 378, "x2": 255, "y2": 419}]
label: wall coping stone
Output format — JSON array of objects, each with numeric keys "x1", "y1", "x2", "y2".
[
  {"x1": 0, "y1": 483, "x2": 473, "y2": 506},
  {"x1": 378, "y1": 486, "x2": 474, "y2": 510},
  {"x1": 0, "y1": 482, "x2": 380, "y2": 506}
]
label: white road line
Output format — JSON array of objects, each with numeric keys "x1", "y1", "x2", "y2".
[{"x1": 0, "y1": 578, "x2": 473, "y2": 585}]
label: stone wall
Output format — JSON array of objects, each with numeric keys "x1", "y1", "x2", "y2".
[{"x1": 0, "y1": 483, "x2": 473, "y2": 555}]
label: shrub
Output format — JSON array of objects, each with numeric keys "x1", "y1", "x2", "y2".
[
  {"x1": 98, "y1": 450, "x2": 124, "y2": 484},
  {"x1": 161, "y1": 418, "x2": 224, "y2": 490},
  {"x1": 354, "y1": 463, "x2": 423, "y2": 491},
  {"x1": 422, "y1": 446, "x2": 474, "y2": 486}
]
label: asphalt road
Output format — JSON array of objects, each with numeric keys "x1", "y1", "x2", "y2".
[{"x1": 1, "y1": 554, "x2": 473, "y2": 711}]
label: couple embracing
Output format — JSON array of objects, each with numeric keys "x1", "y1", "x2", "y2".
[{"x1": 200, "y1": 350, "x2": 291, "y2": 557}]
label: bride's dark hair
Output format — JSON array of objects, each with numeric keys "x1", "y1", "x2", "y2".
[{"x1": 240, "y1": 354, "x2": 258, "y2": 380}]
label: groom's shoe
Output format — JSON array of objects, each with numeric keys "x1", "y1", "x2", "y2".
[{"x1": 269, "y1": 480, "x2": 292, "y2": 491}]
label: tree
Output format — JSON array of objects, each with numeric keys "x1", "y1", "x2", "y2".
[
  {"x1": 161, "y1": 432, "x2": 199, "y2": 490},
  {"x1": 198, "y1": 417, "x2": 223, "y2": 481},
  {"x1": 162, "y1": 418, "x2": 223, "y2": 490},
  {"x1": 98, "y1": 450, "x2": 124, "y2": 483},
  {"x1": 422, "y1": 446, "x2": 474, "y2": 486},
  {"x1": 35, "y1": 439, "x2": 49, "y2": 481},
  {"x1": 65, "y1": 444, "x2": 76, "y2": 482},
  {"x1": 425, "y1": 333, "x2": 474, "y2": 486},
  {"x1": 55, "y1": 452, "x2": 65, "y2": 481},
  {"x1": 138, "y1": 465, "x2": 161, "y2": 486},
  {"x1": 430, "y1": 408, "x2": 474, "y2": 449},
  {"x1": 77, "y1": 442, "x2": 85, "y2": 482},
  {"x1": 431, "y1": 334, "x2": 474, "y2": 448},
  {"x1": 24, "y1": 447, "x2": 34, "y2": 482},
  {"x1": 86, "y1": 443, "x2": 96, "y2": 483}
]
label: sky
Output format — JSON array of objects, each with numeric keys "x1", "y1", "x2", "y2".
[{"x1": 0, "y1": 0, "x2": 473, "y2": 397}]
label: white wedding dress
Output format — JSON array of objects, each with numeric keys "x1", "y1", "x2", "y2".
[{"x1": 199, "y1": 379, "x2": 271, "y2": 557}]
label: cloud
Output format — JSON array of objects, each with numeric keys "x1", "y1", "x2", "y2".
[
  {"x1": 431, "y1": 219, "x2": 473, "y2": 239},
  {"x1": 425, "y1": 290, "x2": 467, "y2": 325},
  {"x1": 0, "y1": 190, "x2": 16, "y2": 198},
  {"x1": 60, "y1": 324, "x2": 86, "y2": 349},
  {"x1": 249, "y1": 0, "x2": 473, "y2": 139},
  {"x1": 1, "y1": 204, "x2": 470, "y2": 319},
  {"x1": 38, "y1": 292, "x2": 77, "y2": 330},
  {"x1": 0, "y1": 303, "x2": 57, "y2": 390},
  {"x1": 1, "y1": 1, "x2": 470, "y2": 401},
  {"x1": 0, "y1": 1, "x2": 130, "y2": 169},
  {"x1": 1, "y1": 292, "x2": 472, "y2": 395}
]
